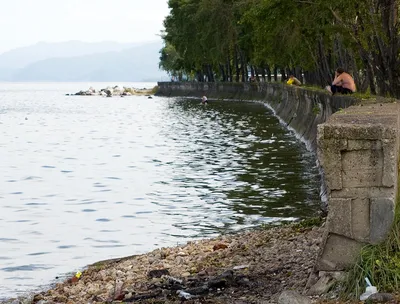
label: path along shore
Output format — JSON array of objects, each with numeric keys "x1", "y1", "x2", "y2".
[{"x1": 3, "y1": 219, "x2": 393, "y2": 304}]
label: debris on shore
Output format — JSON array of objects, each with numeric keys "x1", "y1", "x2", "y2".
[{"x1": 2, "y1": 219, "x2": 333, "y2": 304}]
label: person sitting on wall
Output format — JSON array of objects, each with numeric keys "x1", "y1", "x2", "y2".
[
  {"x1": 326, "y1": 68, "x2": 356, "y2": 95},
  {"x1": 201, "y1": 95, "x2": 208, "y2": 104},
  {"x1": 287, "y1": 75, "x2": 302, "y2": 86}
]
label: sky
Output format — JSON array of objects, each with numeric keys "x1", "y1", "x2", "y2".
[{"x1": 0, "y1": 0, "x2": 169, "y2": 54}]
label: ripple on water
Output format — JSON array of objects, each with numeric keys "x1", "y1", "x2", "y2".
[
  {"x1": 135, "y1": 211, "x2": 152, "y2": 215},
  {"x1": 27, "y1": 252, "x2": 50, "y2": 256},
  {"x1": 84, "y1": 238, "x2": 120, "y2": 244},
  {"x1": 96, "y1": 218, "x2": 111, "y2": 222},
  {"x1": 99, "y1": 229, "x2": 121, "y2": 233},
  {"x1": 57, "y1": 245, "x2": 77, "y2": 249},
  {"x1": 82, "y1": 209, "x2": 97, "y2": 212},
  {"x1": 4, "y1": 276, "x2": 34, "y2": 281},
  {"x1": 78, "y1": 200, "x2": 107, "y2": 205},
  {"x1": 93, "y1": 183, "x2": 107, "y2": 188},
  {"x1": 91, "y1": 244, "x2": 126, "y2": 248},
  {"x1": 23, "y1": 176, "x2": 41, "y2": 181},
  {"x1": 25, "y1": 202, "x2": 48, "y2": 206},
  {"x1": 1, "y1": 265, "x2": 52, "y2": 272},
  {"x1": 0, "y1": 238, "x2": 23, "y2": 244}
]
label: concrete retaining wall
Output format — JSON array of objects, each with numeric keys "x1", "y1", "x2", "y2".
[{"x1": 316, "y1": 103, "x2": 400, "y2": 270}]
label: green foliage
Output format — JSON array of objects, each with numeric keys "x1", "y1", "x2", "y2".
[
  {"x1": 260, "y1": 216, "x2": 323, "y2": 231},
  {"x1": 292, "y1": 216, "x2": 324, "y2": 230},
  {"x1": 160, "y1": 0, "x2": 400, "y2": 97},
  {"x1": 341, "y1": 204, "x2": 400, "y2": 299},
  {"x1": 151, "y1": 86, "x2": 159, "y2": 94},
  {"x1": 312, "y1": 105, "x2": 321, "y2": 115}
]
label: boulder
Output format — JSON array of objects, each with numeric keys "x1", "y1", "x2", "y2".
[{"x1": 366, "y1": 293, "x2": 395, "y2": 303}]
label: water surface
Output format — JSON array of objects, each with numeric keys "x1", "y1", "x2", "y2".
[{"x1": 0, "y1": 82, "x2": 320, "y2": 298}]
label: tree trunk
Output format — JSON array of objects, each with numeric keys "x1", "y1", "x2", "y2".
[
  {"x1": 226, "y1": 56, "x2": 232, "y2": 82},
  {"x1": 273, "y1": 67, "x2": 278, "y2": 82},
  {"x1": 261, "y1": 67, "x2": 266, "y2": 82},
  {"x1": 234, "y1": 48, "x2": 240, "y2": 82},
  {"x1": 266, "y1": 65, "x2": 272, "y2": 82},
  {"x1": 219, "y1": 64, "x2": 226, "y2": 82},
  {"x1": 280, "y1": 68, "x2": 286, "y2": 82},
  {"x1": 239, "y1": 48, "x2": 247, "y2": 82}
]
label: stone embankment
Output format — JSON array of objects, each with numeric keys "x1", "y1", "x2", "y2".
[{"x1": 317, "y1": 103, "x2": 400, "y2": 270}]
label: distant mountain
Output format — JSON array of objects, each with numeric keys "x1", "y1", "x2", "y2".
[
  {"x1": 0, "y1": 41, "x2": 139, "y2": 69},
  {"x1": 0, "y1": 41, "x2": 167, "y2": 82}
]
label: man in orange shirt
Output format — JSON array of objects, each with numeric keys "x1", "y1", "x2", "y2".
[{"x1": 326, "y1": 68, "x2": 356, "y2": 95}]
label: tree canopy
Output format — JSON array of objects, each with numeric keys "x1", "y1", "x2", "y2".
[{"x1": 160, "y1": 0, "x2": 400, "y2": 97}]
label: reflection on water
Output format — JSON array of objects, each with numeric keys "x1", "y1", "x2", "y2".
[{"x1": 0, "y1": 83, "x2": 320, "y2": 298}]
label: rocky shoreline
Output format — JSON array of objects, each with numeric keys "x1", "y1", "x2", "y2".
[
  {"x1": 67, "y1": 86, "x2": 156, "y2": 97},
  {"x1": 2, "y1": 218, "x2": 342, "y2": 304},
  {"x1": 5, "y1": 217, "x2": 398, "y2": 304},
  {"x1": 4, "y1": 219, "x2": 400, "y2": 304}
]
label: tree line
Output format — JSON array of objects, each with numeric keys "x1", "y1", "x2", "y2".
[{"x1": 159, "y1": 0, "x2": 400, "y2": 98}]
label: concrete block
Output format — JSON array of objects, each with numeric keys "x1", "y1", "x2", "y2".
[
  {"x1": 326, "y1": 198, "x2": 352, "y2": 238},
  {"x1": 331, "y1": 187, "x2": 395, "y2": 199},
  {"x1": 351, "y1": 198, "x2": 370, "y2": 241},
  {"x1": 370, "y1": 198, "x2": 395, "y2": 244},
  {"x1": 382, "y1": 138, "x2": 398, "y2": 187},
  {"x1": 341, "y1": 149, "x2": 383, "y2": 188},
  {"x1": 317, "y1": 139, "x2": 343, "y2": 190},
  {"x1": 382, "y1": 126, "x2": 397, "y2": 139},
  {"x1": 341, "y1": 149, "x2": 383, "y2": 170},
  {"x1": 347, "y1": 140, "x2": 382, "y2": 151},
  {"x1": 322, "y1": 124, "x2": 383, "y2": 140},
  {"x1": 317, "y1": 234, "x2": 364, "y2": 271}
]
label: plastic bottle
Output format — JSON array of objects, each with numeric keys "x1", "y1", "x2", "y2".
[{"x1": 360, "y1": 277, "x2": 378, "y2": 301}]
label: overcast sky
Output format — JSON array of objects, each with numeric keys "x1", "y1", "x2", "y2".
[{"x1": 0, "y1": 0, "x2": 169, "y2": 54}]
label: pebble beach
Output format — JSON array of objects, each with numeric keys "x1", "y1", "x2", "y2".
[{"x1": 2, "y1": 220, "x2": 327, "y2": 304}]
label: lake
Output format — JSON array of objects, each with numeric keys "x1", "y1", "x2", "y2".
[{"x1": 0, "y1": 82, "x2": 320, "y2": 299}]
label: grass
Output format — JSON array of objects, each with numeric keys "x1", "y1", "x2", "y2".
[
  {"x1": 341, "y1": 204, "x2": 400, "y2": 299},
  {"x1": 259, "y1": 216, "x2": 324, "y2": 231},
  {"x1": 151, "y1": 86, "x2": 159, "y2": 94},
  {"x1": 312, "y1": 105, "x2": 321, "y2": 115}
]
